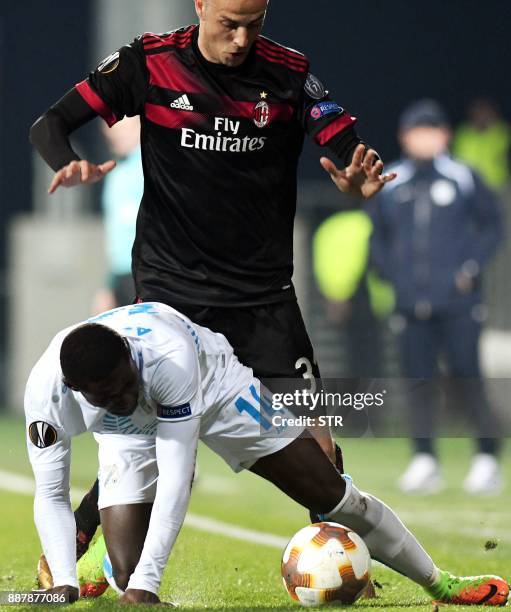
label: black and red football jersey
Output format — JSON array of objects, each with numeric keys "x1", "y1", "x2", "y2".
[{"x1": 76, "y1": 26, "x2": 357, "y2": 306}]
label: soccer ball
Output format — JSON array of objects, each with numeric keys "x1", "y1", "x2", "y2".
[{"x1": 281, "y1": 522, "x2": 371, "y2": 607}]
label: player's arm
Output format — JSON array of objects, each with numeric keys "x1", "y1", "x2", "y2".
[
  {"x1": 29, "y1": 89, "x2": 116, "y2": 194},
  {"x1": 300, "y1": 73, "x2": 396, "y2": 199},
  {"x1": 29, "y1": 40, "x2": 148, "y2": 194},
  {"x1": 121, "y1": 347, "x2": 202, "y2": 602},
  {"x1": 122, "y1": 417, "x2": 200, "y2": 603},
  {"x1": 33, "y1": 464, "x2": 79, "y2": 603},
  {"x1": 27, "y1": 420, "x2": 78, "y2": 601}
]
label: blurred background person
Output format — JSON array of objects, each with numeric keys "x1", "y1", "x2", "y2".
[
  {"x1": 368, "y1": 100, "x2": 503, "y2": 495},
  {"x1": 312, "y1": 209, "x2": 394, "y2": 379},
  {"x1": 91, "y1": 116, "x2": 143, "y2": 314},
  {"x1": 452, "y1": 98, "x2": 511, "y2": 193}
]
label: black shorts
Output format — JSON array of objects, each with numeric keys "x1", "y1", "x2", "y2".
[
  {"x1": 146, "y1": 299, "x2": 319, "y2": 380},
  {"x1": 112, "y1": 274, "x2": 136, "y2": 307}
]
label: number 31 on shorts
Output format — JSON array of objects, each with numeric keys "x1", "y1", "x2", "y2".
[{"x1": 295, "y1": 356, "x2": 317, "y2": 394}]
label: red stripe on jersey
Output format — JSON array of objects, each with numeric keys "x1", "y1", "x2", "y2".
[
  {"x1": 255, "y1": 45, "x2": 308, "y2": 70},
  {"x1": 314, "y1": 114, "x2": 358, "y2": 146},
  {"x1": 147, "y1": 53, "x2": 206, "y2": 93},
  {"x1": 144, "y1": 40, "x2": 194, "y2": 52},
  {"x1": 75, "y1": 80, "x2": 118, "y2": 127},
  {"x1": 256, "y1": 41, "x2": 307, "y2": 65},
  {"x1": 255, "y1": 48, "x2": 308, "y2": 73},
  {"x1": 256, "y1": 38, "x2": 307, "y2": 65},
  {"x1": 143, "y1": 28, "x2": 195, "y2": 42},
  {"x1": 255, "y1": 48, "x2": 308, "y2": 72},
  {"x1": 145, "y1": 104, "x2": 205, "y2": 130},
  {"x1": 257, "y1": 36, "x2": 305, "y2": 55},
  {"x1": 144, "y1": 35, "x2": 194, "y2": 50},
  {"x1": 143, "y1": 28, "x2": 196, "y2": 49},
  {"x1": 145, "y1": 100, "x2": 293, "y2": 129}
]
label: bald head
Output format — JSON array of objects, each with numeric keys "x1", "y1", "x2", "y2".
[
  {"x1": 200, "y1": 0, "x2": 269, "y2": 12},
  {"x1": 195, "y1": 0, "x2": 269, "y2": 67}
]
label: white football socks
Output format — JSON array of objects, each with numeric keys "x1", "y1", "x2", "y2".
[{"x1": 326, "y1": 478, "x2": 439, "y2": 587}]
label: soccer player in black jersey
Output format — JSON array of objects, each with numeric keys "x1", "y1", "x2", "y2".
[
  {"x1": 30, "y1": 0, "x2": 397, "y2": 598},
  {"x1": 31, "y1": 0, "x2": 394, "y2": 384}
]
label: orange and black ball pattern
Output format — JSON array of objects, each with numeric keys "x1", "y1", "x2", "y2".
[{"x1": 281, "y1": 522, "x2": 371, "y2": 607}]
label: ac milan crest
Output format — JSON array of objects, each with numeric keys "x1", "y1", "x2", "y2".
[{"x1": 254, "y1": 100, "x2": 271, "y2": 128}]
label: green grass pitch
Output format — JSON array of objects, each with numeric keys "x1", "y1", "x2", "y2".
[{"x1": 0, "y1": 415, "x2": 509, "y2": 611}]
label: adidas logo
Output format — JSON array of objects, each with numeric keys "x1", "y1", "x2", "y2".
[{"x1": 170, "y1": 94, "x2": 194, "y2": 111}]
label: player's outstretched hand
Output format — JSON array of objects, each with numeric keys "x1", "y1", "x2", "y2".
[
  {"x1": 320, "y1": 144, "x2": 397, "y2": 200},
  {"x1": 120, "y1": 588, "x2": 173, "y2": 605},
  {"x1": 48, "y1": 159, "x2": 116, "y2": 195}
]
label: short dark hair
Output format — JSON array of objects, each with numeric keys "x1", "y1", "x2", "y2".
[
  {"x1": 60, "y1": 324, "x2": 130, "y2": 390},
  {"x1": 399, "y1": 99, "x2": 450, "y2": 131}
]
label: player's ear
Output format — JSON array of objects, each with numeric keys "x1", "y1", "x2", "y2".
[{"x1": 195, "y1": 0, "x2": 206, "y2": 21}]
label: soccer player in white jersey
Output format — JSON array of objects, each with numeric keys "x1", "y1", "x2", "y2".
[{"x1": 26, "y1": 303, "x2": 508, "y2": 605}]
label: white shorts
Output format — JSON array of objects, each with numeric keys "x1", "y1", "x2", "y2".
[
  {"x1": 95, "y1": 355, "x2": 304, "y2": 509},
  {"x1": 95, "y1": 434, "x2": 158, "y2": 510}
]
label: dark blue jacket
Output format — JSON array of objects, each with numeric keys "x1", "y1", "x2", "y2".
[{"x1": 368, "y1": 155, "x2": 503, "y2": 314}]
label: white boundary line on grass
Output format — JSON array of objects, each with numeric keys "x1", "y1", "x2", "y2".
[
  {"x1": 2, "y1": 469, "x2": 509, "y2": 550},
  {"x1": 0, "y1": 469, "x2": 289, "y2": 549}
]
